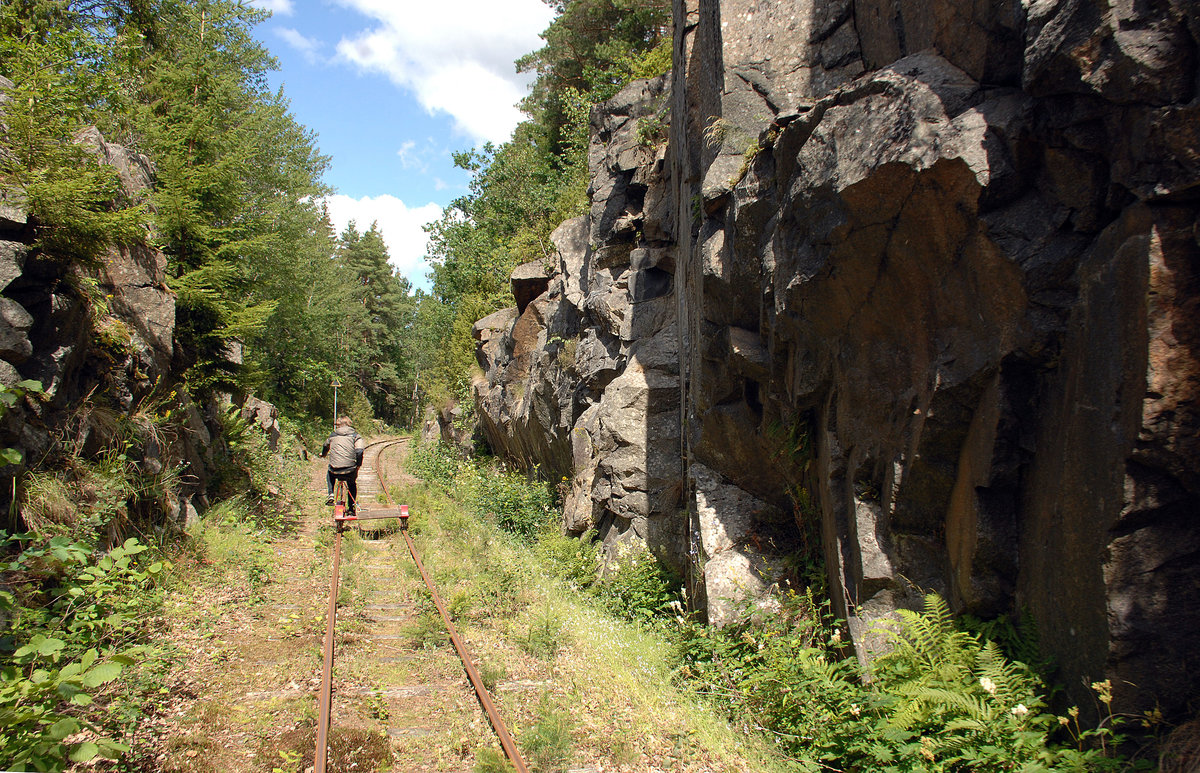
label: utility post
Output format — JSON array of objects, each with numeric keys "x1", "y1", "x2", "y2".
[
  {"x1": 331, "y1": 378, "x2": 342, "y2": 427},
  {"x1": 410, "y1": 371, "x2": 420, "y2": 429}
]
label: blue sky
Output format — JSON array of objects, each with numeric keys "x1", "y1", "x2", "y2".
[{"x1": 248, "y1": 0, "x2": 556, "y2": 291}]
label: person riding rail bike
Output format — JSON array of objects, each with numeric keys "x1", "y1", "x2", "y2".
[{"x1": 320, "y1": 416, "x2": 366, "y2": 514}]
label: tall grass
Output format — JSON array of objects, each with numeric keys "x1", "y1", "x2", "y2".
[
  {"x1": 400, "y1": 444, "x2": 792, "y2": 772},
  {"x1": 407, "y1": 440, "x2": 1147, "y2": 773}
]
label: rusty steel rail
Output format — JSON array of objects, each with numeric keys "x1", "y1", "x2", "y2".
[
  {"x1": 375, "y1": 441, "x2": 530, "y2": 773},
  {"x1": 314, "y1": 438, "x2": 528, "y2": 773},
  {"x1": 314, "y1": 507, "x2": 345, "y2": 773}
]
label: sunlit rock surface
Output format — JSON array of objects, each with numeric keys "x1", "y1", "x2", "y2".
[{"x1": 474, "y1": 0, "x2": 1200, "y2": 725}]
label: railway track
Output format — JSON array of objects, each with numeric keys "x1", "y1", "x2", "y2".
[{"x1": 314, "y1": 438, "x2": 529, "y2": 773}]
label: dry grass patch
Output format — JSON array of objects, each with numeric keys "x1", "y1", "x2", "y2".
[{"x1": 401, "y1": 477, "x2": 792, "y2": 773}]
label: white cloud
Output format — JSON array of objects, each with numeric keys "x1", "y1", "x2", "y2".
[
  {"x1": 250, "y1": 0, "x2": 294, "y2": 15},
  {"x1": 275, "y1": 27, "x2": 322, "y2": 63},
  {"x1": 395, "y1": 140, "x2": 421, "y2": 170},
  {"x1": 333, "y1": 0, "x2": 555, "y2": 145},
  {"x1": 324, "y1": 194, "x2": 443, "y2": 291}
]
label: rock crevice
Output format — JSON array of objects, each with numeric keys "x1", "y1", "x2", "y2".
[{"x1": 474, "y1": 0, "x2": 1200, "y2": 725}]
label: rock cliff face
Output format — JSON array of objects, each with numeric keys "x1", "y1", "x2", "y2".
[
  {"x1": 474, "y1": 0, "x2": 1199, "y2": 723},
  {"x1": 0, "y1": 77, "x2": 256, "y2": 524},
  {"x1": 475, "y1": 74, "x2": 684, "y2": 563}
]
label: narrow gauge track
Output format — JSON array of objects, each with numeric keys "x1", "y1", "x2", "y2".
[{"x1": 314, "y1": 438, "x2": 530, "y2": 773}]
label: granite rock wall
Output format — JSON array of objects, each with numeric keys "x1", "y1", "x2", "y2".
[
  {"x1": 474, "y1": 0, "x2": 1200, "y2": 724},
  {"x1": 0, "y1": 77, "x2": 270, "y2": 526}
]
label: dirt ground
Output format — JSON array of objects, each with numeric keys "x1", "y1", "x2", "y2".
[{"x1": 129, "y1": 438, "x2": 503, "y2": 773}]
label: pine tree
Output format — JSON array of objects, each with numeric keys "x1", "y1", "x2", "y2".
[
  {"x1": 128, "y1": 0, "x2": 330, "y2": 393},
  {"x1": 336, "y1": 221, "x2": 415, "y2": 424},
  {"x1": 0, "y1": 0, "x2": 148, "y2": 264}
]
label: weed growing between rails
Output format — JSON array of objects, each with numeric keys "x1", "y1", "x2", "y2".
[{"x1": 401, "y1": 441, "x2": 792, "y2": 772}]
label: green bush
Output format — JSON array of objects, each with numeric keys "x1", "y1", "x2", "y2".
[
  {"x1": 591, "y1": 541, "x2": 682, "y2": 623},
  {"x1": 407, "y1": 441, "x2": 469, "y2": 490},
  {"x1": 0, "y1": 534, "x2": 167, "y2": 771},
  {"x1": 520, "y1": 695, "x2": 574, "y2": 773},
  {"x1": 676, "y1": 593, "x2": 1142, "y2": 772},
  {"x1": 213, "y1": 405, "x2": 303, "y2": 532},
  {"x1": 534, "y1": 529, "x2": 599, "y2": 590},
  {"x1": 409, "y1": 443, "x2": 555, "y2": 543},
  {"x1": 468, "y1": 464, "x2": 555, "y2": 543}
]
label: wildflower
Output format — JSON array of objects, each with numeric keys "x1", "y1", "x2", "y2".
[
  {"x1": 1058, "y1": 716, "x2": 1071, "y2": 726},
  {"x1": 1011, "y1": 704, "x2": 1029, "y2": 717},
  {"x1": 979, "y1": 676, "x2": 997, "y2": 695},
  {"x1": 850, "y1": 703, "x2": 861, "y2": 717},
  {"x1": 831, "y1": 629, "x2": 842, "y2": 644}
]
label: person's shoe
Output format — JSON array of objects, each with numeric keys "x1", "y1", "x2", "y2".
[{"x1": 325, "y1": 494, "x2": 334, "y2": 505}]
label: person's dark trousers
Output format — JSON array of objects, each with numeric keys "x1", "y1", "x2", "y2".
[{"x1": 327, "y1": 468, "x2": 358, "y2": 510}]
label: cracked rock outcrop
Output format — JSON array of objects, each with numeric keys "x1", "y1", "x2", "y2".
[
  {"x1": 474, "y1": 0, "x2": 1200, "y2": 729},
  {"x1": 0, "y1": 83, "x2": 270, "y2": 523}
]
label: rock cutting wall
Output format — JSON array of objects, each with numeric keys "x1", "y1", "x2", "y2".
[
  {"x1": 475, "y1": 74, "x2": 686, "y2": 563},
  {"x1": 475, "y1": 0, "x2": 1199, "y2": 724},
  {"x1": 0, "y1": 77, "x2": 265, "y2": 525}
]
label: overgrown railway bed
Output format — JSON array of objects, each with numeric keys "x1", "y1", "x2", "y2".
[
  {"x1": 144, "y1": 437, "x2": 550, "y2": 773},
  {"x1": 314, "y1": 438, "x2": 529, "y2": 772}
]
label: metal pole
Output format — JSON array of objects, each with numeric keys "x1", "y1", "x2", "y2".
[{"x1": 331, "y1": 378, "x2": 342, "y2": 427}]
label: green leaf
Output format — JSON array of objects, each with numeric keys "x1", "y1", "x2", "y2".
[
  {"x1": 69, "y1": 741, "x2": 100, "y2": 762},
  {"x1": 16, "y1": 636, "x2": 66, "y2": 659},
  {"x1": 71, "y1": 693, "x2": 94, "y2": 706},
  {"x1": 17, "y1": 379, "x2": 43, "y2": 393},
  {"x1": 98, "y1": 740, "x2": 130, "y2": 759},
  {"x1": 49, "y1": 717, "x2": 82, "y2": 740},
  {"x1": 81, "y1": 661, "x2": 121, "y2": 687},
  {"x1": 0, "y1": 447, "x2": 22, "y2": 464}
]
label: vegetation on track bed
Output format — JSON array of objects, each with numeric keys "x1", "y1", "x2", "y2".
[{"x1": 406, "y1": 441, "x2": 1153, "y2": 773}]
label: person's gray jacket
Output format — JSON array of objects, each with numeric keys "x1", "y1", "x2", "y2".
[{"x1": 323, "y1": 426, "x2": 365, "y2": 473}]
